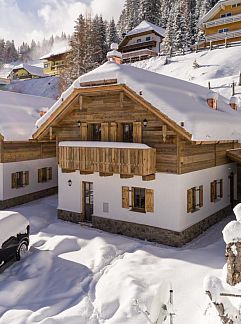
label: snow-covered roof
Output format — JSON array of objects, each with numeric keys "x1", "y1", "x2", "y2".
[
  {"x1": 12, "y1": 63, "x2": 46, "y2": 77},
  {"x1": 59, "y1": 141, "x2": 151, "y2": 149},
  {"x1": 35, "y1": 61, "x2": 241, "y2": 142},
  {"x1": 199, "y1": 0, "x2": 240, "y2": 25},
  {"x1": 40, "y1": 45, "x2": 71, "y2": 60},
  {"x1": 125, "y1": 20, "x2": 166, "y2": 38},
  {"x1": 0, "y1": 90, "x2": 54, "y2": 140},
  {"x1": 0, "y1": 211, "x2": 29, "y2": 247}
]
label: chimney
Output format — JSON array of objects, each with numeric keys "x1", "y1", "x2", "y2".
[
  {"x1": 229, "y1": 96, "x2": 239, "y2": 111},
  {"x1": 207, "y1": 91, "x2": 218, "y2": 110},
  {"x1": 107, "y1": 43, "x2": 122, "y2": 64}
]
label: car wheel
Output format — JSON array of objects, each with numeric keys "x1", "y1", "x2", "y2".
[{"x1": 16, "y1": 241, "x2": 28, "y2": 261}]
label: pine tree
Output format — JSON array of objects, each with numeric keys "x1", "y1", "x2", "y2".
[
  {"x1": 162, "y1": 6, "x2": 175, "y2": 56},
  {"x1": 139, "y1": 0, "x2": 162, "y2": 25},
  {"x1": 107, "y1": 18, "x2": 119, "y2": 47}
]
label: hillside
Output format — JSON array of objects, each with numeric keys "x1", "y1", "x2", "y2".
[{"x1": 132, "y1": 46, "x2": 241, "y2": 101}]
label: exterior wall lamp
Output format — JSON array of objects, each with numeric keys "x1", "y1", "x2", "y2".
[
  {"x1": 68, "y1": 179, "x2": 72, "y2": 187},
  {"x1": 143, "y1": 119, "x2": 148, "y2": 127}
]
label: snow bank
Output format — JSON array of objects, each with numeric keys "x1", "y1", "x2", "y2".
[
  {"x1": 0, "y1": 211, "x2": 29, "y2": 247},
  {"x1": 223, "y1": 221, "x2": 241, "y2": 244}
]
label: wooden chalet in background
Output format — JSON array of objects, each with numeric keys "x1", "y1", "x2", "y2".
[
  {"x1": 118, "y1": 21, "x2": 165, "y2": 63},
  {"x1": 11, "y1": 63, "x2": 46, "y2": 80},
  {"x1": 41, "y1": 46, "x2": 71, "y2": 76},
  {"x1": 199, "y1": 0, "x2": 241, "y2": 48},
  {"x1": 33, "y1": 47, "x2": 241, "y2": 247}
]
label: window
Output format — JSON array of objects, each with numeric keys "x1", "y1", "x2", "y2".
[
  {"x1": 232, "y1": 3, "x2": 241, "y2": 7},
  {"x1": 91, "y1": 124, "x2": 101, "y2": 141},
  {"x1": 146, "y1": 36, "x2": 151, "y2": 41},
  {"x1": 38, "y1": 167, "x2": 52, "y2": 183},
  {"x1": 122, "y1": 186, "x2": 154, "y2": 213},
  {"x1": 187, "y1": 185, "x2": 203, "y2": 213},
  {"x1": 219, "y1": 28, "x2": 229, "y2": 33},
  {"x1": 123, "y1": 123, "x2": 133, "y2": 142},
  {"x1": 220, "y1": 12, "x2": 232, "y2": 18},
  {"x1": 210, "y1": 179, "x2": 223, "y2": 202},
  {"x1": 44, "y1": 63, "x2": 49, "y2": 68},
  {"x1": 137, "y1": 38, "x2": 142, "y2": 43},
  {"x1": 12, "y1": 171, "x2": 29, "y2": 189}
]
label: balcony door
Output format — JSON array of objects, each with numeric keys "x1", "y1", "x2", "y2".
[{"x1": 82, "y1": 182, "x2": 93, "y2": 222}]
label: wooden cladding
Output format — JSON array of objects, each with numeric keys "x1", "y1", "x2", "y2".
[
  {"x1": 122, "y1": 186, "x2": 154, "y2": 213},
  {"x1": 187, "y1": 185, "x2": 203, "y2": 213},
  {"x1": 1, "y1": 141, "x2": 56, "y2": 163},
  {"x1": 59, "y1": 145, "x2": 156, "y2": 176}
]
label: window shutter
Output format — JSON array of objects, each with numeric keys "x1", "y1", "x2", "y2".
[
  {"x1": 122, "y1": 186, "x2": 129, "y2": 209},
  {"x1": 187, "y1": 188, "x2": 193, "y2": 213},
  {"x1": 11, "y1": 173, "x2": 17, "y2": 189},
  {"x1": 101, "y1": 123, "x2": 109, "y2": 141},
  {"x1": 199, "y1": 185, "x2": 203, "y2": 208},
  {"x1": 219, "y1": 179, "x2": 223, "y2": 198},
  {"x1": 110, "y1": 122, "x2": 117, "y2": 142},
  {"x1": 210, "y1": 181, "x2": 216, "y2": 202},
  {"x1": 80, "y1": 122, "x2": 88, "y2": 141},
  {"x1": 145, "y1": 189, "x2": 154, "y2": 213},
  {"x1": 133, "y1": 122, "x2": 142, "y2": 143},
  {"x1": 24, "y1": 171, "x2": 29, "y2": 186},
  {"x1": 38, "y1": 169, "x2": 42, "y2": 183},
  {"x1": 48, "y1": 167, "x2": 52, "y2": 180}
]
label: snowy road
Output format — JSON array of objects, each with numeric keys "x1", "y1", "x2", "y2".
[{"x1": 0, "y1": 195, "x2": 233, "y2": 323}]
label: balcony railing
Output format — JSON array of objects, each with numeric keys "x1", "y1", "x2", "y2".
[
  {"x1": 204, "y1": 13, "x2": 241, "y2": 28},
  {"x1": 205, "y1": 28, "x2": 241, "y2": 42},
  {"x1": 120, "y1": 40, "x2": 157, "y2": 53},
  {"x1": 59, "y1": 142, "x2": 156, "y2": 176},
  {"x1": 122, "y1": 49, "x2": 158, "y2": 61}
]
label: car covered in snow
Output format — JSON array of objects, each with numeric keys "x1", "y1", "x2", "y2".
[{"x1": 0, "y1": 211, "x2": 29, "y2": 269}]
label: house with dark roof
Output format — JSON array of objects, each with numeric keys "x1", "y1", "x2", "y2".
[{"x1": 118, "y1": 21, "x2": 165, "y2": 62}]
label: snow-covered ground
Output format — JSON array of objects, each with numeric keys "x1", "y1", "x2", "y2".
[
  {"x1": 0, "y1": 195, "x2": 234, "y2": 323},
  {"x1": 132, "y1": 45, "x2": 241, "y2": 100}
]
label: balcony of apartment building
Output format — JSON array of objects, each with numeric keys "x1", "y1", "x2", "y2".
[
  {"x1": 122, "y1": 48, "x2": 158, "y2": 62},
  {"x1": 204, "y1": 11, "x2": 241, "y2": 29}
]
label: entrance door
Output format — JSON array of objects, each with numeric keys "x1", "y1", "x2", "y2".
[
  {"x1": 83, "y1": 182, "x2": 93, "y2": 222},
  {"x1": 229, "y1": 172, "x2": 235, "y2": 207}
]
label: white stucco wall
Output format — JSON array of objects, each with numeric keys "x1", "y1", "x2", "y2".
[
  {"x1": 58, "y1": 163, "x2": 236, "y2": 232},
  {"x1": 1, "y1": 157, "x2": 57, "y2": 200}
]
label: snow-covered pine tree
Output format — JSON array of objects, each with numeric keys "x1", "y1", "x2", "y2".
[
  {"x1": 5, "y1": 40, "x2": 18, "y2": 63},
  {"x1": 117, "y1": 0, "x2": 141, "y2": 35},
  {"x1": 162, "y1": 6, "x2": 175, "y2": 56},
  {"x1": 172, "y1": 3, "x2": 188, "y2": 54},
  {"x1": 107, "y1": 18, "x2": 119, "y2": 48},
  {"x1": 139, "y1": 0, "x2": 162, "y2": 25}
]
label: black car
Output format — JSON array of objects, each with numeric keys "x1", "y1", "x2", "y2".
[{"x1": 0, "y1": 211, "x2": 29, "y2": 269}]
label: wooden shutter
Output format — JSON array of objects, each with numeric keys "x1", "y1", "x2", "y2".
[
  {"x1": 210, "y1": 181, "x2": 216, "y2": 202},
  {"x1": 80, "y1": 122, "x2": 88, "y2": 141},
  {"x1": 11, "y1": 173, "x2": 17, "y2": 189},
  {"x1": 110, "y1": 122, "x2": 117, "y2": 142},
  {"x1": 187, "y1": 188, "x2": 193, "y2": 213},
  {"x1": 199, "y1": 185, "x2": 203, "y2": 208},
  {"x1": 101, "y1": 123, "x2": 109, "y2": 141},
  {"x1": 24, "y1": 171, "x2": 29, "y2": 186},
  {"x1": 133, "y1": 122, "x2": 142, "y2": 143},
  {"x1": 38, "y1": 168, "x2": 42, "y2": 183},
  {"x1": 122, "y1": 186, "x2": 129, "y2": 209},
  {"x1": 48, "y1": 167, "x2": 52, "y2": 180},
  {"x1": 219, "y1": 179, "x2": 223, "y2": 198},
  {"x1": 145, "y1": 189, "x2": 154, "y2": 213}
]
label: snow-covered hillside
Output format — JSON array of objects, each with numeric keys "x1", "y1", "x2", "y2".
[
  {"x1": 3, "y1": 76, "x2": 60, "y2": 99},
  {"x1": 0, "y1": 195, "x2": 234, "y2": 324},
  {"x1": 132, "y1": 46, "x2": 241, "y2": 100}
]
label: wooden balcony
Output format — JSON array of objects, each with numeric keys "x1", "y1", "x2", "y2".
[
  {"x1": 122, "y1": 49, "x2": 158, "y2": 61},
  {"x1": 204, "y1": 13, "x2": 241, "y2": 28},
  {"x1": 59, "y1": 142, "x2": 156, "y2": 178},
  {"x1": 120, "y1": 40, "x2": 157, "y2": 53},
  {"x1": 205, "y1": 28, "x2": 241, "y2": 42}
]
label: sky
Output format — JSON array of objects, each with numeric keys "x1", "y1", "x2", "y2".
[{"x1": 0, "y1": 0, "x2": 125, "y2": 46}]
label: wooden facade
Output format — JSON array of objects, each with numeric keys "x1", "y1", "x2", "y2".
[{"x1": 33, "y1": 84, "x2": 238, "y2": 177}]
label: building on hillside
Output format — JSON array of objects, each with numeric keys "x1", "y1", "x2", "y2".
[
  {"x1": 0, "y1": 66, "x2": 12, "y2": 85},
  {"x1": 32, "y1": 48, "x2": 241, "y2": 247},
  {"x1": 11, "y1": 63, "x2": 46, "y2": 80},
  {"x1": 118, "y1": 21, "x2": 165, "y2": 63},
  {"x1": 40, "y1": 46, "x2": 71, "y2": 76},
  {"x1": 0, "y1": 90, "x2": 57, "y2": 208},
  {"x1": 199, "y1": 0, "x2": 241, "y2": 48}
]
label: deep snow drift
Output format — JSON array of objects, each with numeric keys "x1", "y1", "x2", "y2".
[{"x1": 0, "y1": 195, "x2": 234, "y2": 323}]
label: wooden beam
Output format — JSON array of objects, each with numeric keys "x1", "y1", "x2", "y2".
[
  {"x1": 79, "y1": 95, "x2": 83, "y2": 110},
  {"x1": 99, "y1": 172, "x2": 113, "y2": 177},
  {"x1": 142, "y1": 174, "x2": 155, "y2": 181},
  {"x1": 62, "y1": 168, "x2": 75, "y2": 173},
  {"x1": 120, "y1": 174, "x2": 133, "y2": 179},
  {"x1": 80, "y1": 171, "x2": 93, "y2": 175}
]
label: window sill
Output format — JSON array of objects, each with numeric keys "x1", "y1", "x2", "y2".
[{"x1": 131, "y1": 208, "x2": 146, "y2": 214}]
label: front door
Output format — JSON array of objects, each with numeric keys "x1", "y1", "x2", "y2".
[
  {"x1": 83, "y1": 182, "x2": 93, "y2": 222},
  {"x1": 229, "y1": 172, "x2": 235, "y2": 207}
]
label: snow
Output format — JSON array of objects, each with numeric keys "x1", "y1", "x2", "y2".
[
  {"x1": 36, "y1": 59, "x2": 241, "y2": 142},
  {"x1": 0, "y1": 90, "x2": 55, "y2": 140},
  {"x1": 0, "y1": 195, "x2": 234, "y2": 324},
  {"x1": 40, "y1": 45, "x2": 71, "y2": 60},
  {"x1": 0, "y1": 211, "x2": 29, "y2": 247},
  {"x1": 59, "y1": 141, "x2": 151, "y2": 149},
  {"x1": 233, "y1": 203, "x2": 241, "y2": 221},
  {"x1": 125, "y1": 20, "x2": 166, "y2": 38},
  {"x1": 12, "y1": 63, "x2": 46, "y2": 78},
  {"x1": 223, "y1": 203, "x2": 241, "y2": 243}
]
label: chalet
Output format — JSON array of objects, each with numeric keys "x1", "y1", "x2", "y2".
[
  {"x1": 199, "y1": 0, "x2": 241, "y2": 48},
  {"x1": 11, "y1": 64, "x2": 46, "y2": 80},
  {"x1": 41, "y1": 46, "x2": 71, "y2": 76},
  {"x1": 32, "y1": 48, "x2": 241, "y2": 247},
  {"x1": 118, "y1": 21, "x2": 165, "y2": 62},
  {"x1": 0, "y1": 90, "x2": 57, "y2": 208}
]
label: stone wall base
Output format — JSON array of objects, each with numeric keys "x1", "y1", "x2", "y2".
[
  {"x1": 0, "y1": 187, "x2": 58, "y2": 209},
  {"x1": 57, "y1": 205, "x2": 231, "y2": 247}
]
